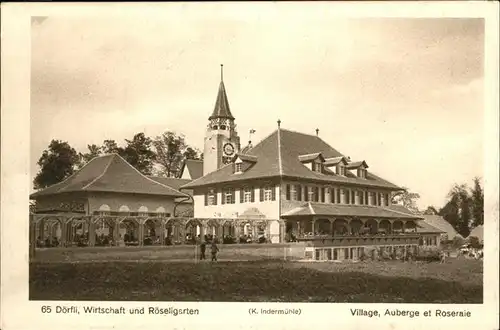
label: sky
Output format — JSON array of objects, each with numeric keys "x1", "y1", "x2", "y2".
[{"x1": 30, "y1": 13, "x2": 484, "y2": 209}]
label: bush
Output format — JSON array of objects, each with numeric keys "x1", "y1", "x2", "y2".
[{"x1": 415, "y1": 248, "x2": 441, "y2": 262}]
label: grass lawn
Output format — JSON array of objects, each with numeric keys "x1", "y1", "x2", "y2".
[{"x1": 30, "y1": 258, "x2": 482, "y2": 303}]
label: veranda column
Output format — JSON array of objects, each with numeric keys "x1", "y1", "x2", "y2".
[
  {"x1": 234, "y1": 222, "x2": 240, "y2": 242},
  {"x1": 329, "y1": 219, "x2": 335, "y2": 236},
  {"x1": 160, "y1": 220, "x2": 166, "y2": 245},
  {"x1": 200, "y1": 221, "x2": 206, "y2": 243},
  {"x1": 138, "y1": 220, "x2": 145, "y2": 246},
  {"x1": 279, "y1": 220, "x2": 286, "y2": 243},
  {"x1": 40, "y1": 219, "x2": 46, "y2": 241},
  {"x1": 114, "y1": 219, "x2": 120, "y2": 246},
  {"x1": 402, "y1": 220, "x2": 406, "y2": 233},
  {"x1": 60, "y1": 219, "x2": 67, "y2": 247},
  {"x1": 88, "y1": 218, "x2": 96, "y2": 247},
  {"x1": 311, "y1": 217, "x2": 316, "y2": 235}
]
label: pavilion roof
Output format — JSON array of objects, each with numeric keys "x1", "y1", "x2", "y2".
[
  {"x1": 281, "y1": 202, "x2": 423, "y2": 220},
  {"x1": 30, "y1": 154, "x2": 187, "y2": 199}
]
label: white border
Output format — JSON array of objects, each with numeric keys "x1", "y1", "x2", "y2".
[{"x1": 1, "y1": 3, "x2": 499, "y2": 330}]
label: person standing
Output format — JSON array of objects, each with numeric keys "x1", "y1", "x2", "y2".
[
  {"x1": 200, "y1": 241, "x2": 206, "y2": 260},
  {"x1": 211, "y1": 241, "x2": 219, "y2": 262}
]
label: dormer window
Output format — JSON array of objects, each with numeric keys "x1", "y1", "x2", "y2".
[
  {"x1": 336, "y1": 164, "x2": 346, "y2": 176},
  {"x1": 235, "y1": 162, "x2": 242, "y2": 173},
  {"x1": 312, "y1": 160, "x2": 323, "y2": 173},
  {"x1": 357, "y1": 168, "x2": 367, "y2": 178}
]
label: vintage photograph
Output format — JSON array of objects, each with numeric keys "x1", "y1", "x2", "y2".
[{"x1": 27, "y1": 14, "x2": 485, "y2": 304}]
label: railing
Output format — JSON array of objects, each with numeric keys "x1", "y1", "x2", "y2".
[{"x1": 294, "y1": 233, "x2": 420, "y2": 247}]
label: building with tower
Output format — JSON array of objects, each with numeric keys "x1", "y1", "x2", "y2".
[
  {"x1": 181, "y1": 65, "x2": 444, "y2": 260},
  {"x1": 203, "y1": 65, "x2": 241, "y2": 176}
]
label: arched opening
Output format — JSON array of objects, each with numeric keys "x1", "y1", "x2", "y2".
[
  {"x1": 222, "y1": 221, "x2": 236, "y2": 244},
  {"x1": 138, "y1": 206, "x2": 149, "y2": 216},
  {"x1": 99, "y1": 204, "x2": 111, "y2": 212},
  {"x1": 379, "y1": 219, "x2": 392, "y2": 235},
  {"x1": 350, "y1": 219, "x2": 363, "y2": 235},
  {"x1": 164, "y1": 218, "x2": 183, "y2": 245},
  {"x1": 37, "y1": 217, "x2": 64, "y2": 248},
  {"x1": 363, "y1": 219, "x2": 378, "y2": 235},
  {"x1": 185, "y1": 218, "x2": 203, "y2": 244},
  {"x1": 393, "y1": 220, "x2": 404, "y2": 234},
  {"x1": 405, "y1": 220, "x2": 417, "y2": 233},
  {"x1": 315, "y1": 218, "x2": 331, "y2": 235},
  {"x1": 119, "y1": 218, "x2": 139, "y2": 246},
  {"x1": 94, "y1": 217, "x2": 116, "y2": 246},
  {"x1": 119, "y1": 205, "x2": 130, "y2": 214},
  {"x1": 333, "y1": 219, "x2": 350, "y2": 236},
  {"x1": 143, "y1": 219, "x2": 161, "y2": 245}
]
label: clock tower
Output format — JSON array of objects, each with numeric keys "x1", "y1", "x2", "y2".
[{"x1": 203, "y1": 65, "x2": 241, "y2": 176}]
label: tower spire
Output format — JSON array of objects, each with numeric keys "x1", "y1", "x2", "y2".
[{"x1": 221, "y1": 64, "x2": 223, "y2": 82}]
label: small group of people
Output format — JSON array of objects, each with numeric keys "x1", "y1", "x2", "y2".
[{"x1": 199, "y1": 240, "x2": 220, "y2": 261}]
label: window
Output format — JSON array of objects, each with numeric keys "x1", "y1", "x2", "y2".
[
  {"x1": 308, "y1": 187, "x2": 315, "y2": 202},
  {"x1": 243, "y1": 187, "x2": 252, "y2": 203},
  {"x1": 235, "y1": 163, "x2": 242, "y2": 173},
  {"x1": 357, "y1": 168, "x2": 367, "y2": 178},
  {"x1": 341, "y1": 189, "x2": 346, "y2": 204},
  {"x1": 291, "y1": 185, "x2": 298, "y2": 201},
  {"x1": 297, "y1": 185, "x2": 302, "y2": 201},
  {"x1": 330, "y1": 188, "x2": 336, "y2": 203},
  {"x1": 304, "y1": 186, "x2": 309, "y2": 202},
  {"x1": 359, "y1": 191, "x2": 364, "y2": 205},
  {"x1": 223, "y1": 188, "x2": 234, "y2": 204},
  {"x1": 385, "y1": 193, "x2": 390, "y2": 206},
  {"x1": 263, "y1": 186, "x2": 273, "y2": 201},
  {"x1": 312, "y1": 161, "x2": 322, "y2": 173},
  {"x1": 206, "y1": 188, "x2": 217, "y2": 206},
  {"x1": 314, "y1": 187, "x2": 320, "y2": 202}
]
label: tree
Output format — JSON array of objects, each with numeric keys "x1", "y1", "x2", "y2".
[
  {"x1": 33, "y1": 140, "x2": 80, "y2": 189},
  {"x1": 391, "y1": 187, "x2": 420, "y2": 213},
  {"x1": 470, "y1": 177, "x2": 484, "y2": 227},
  {"x1": 77, "y1": 144, "x2": 103, "y2": 168},
  {"x1": 121, "y1": 133, "x2": 156, "y2": 175},
  {"x1": 423, "y1": 206, "x2": 439, "y2": 215},
  {"x1": 153, "y1": 131, "x2": 200, "y2": 177},
  {"x1": 101, "y1": 139, "x2": 122, "y2": 154},
  {"x1": 440, "y1": 183, "x2": 472, "y2": 238}
]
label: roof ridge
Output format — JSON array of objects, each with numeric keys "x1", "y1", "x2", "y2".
[
  {"x1": 81, "y1": 154, "x2": 116, "y2": 190},
  {"x1": 246, "y1": 129, "x2": 279, "y2": 155}
]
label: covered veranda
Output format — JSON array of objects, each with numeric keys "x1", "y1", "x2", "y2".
[{"x1": 29, "y1": 214, "x2": 286, "y2": 254}]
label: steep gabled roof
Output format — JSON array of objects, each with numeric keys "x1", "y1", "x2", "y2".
[
  {"x1": 181, "y1": 129, "x2": 401, "y2": 190},
  {"x1": 209, "y1": 81, "x2": 234, "y2": 120},
  {"x1": 30, "y1": 154, "x2": 186, "y2": 199},
  {"x1": 179, "y1": 159, "x2": 204, "y2": 180}
]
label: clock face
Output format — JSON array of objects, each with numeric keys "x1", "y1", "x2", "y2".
[{"x1": 223, "y1": 143, "x2": 235, "y2": 156}]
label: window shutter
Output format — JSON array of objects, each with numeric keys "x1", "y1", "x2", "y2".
[
  {"x1": 351, "y1": 191, "x2": 355, "y2": 204},
  {"x1": 312, "y1": 162, "x2": 316, "y2": 172},
  {"x1": 204, "y1": 192, "x2": 208, "y2": 206},
  {"x1": 331, "y1": 188, "x2": 335, "y2": 203},
  {"x1": 346, "y1": 190, "x2": 350, "y2": 204},
  {"x1": 260, "y1": 187, "x2": 264, "y2": 202},
  {"x1": 365, "y1": 191, "x2": 368, "y2": 204},
  {"x1": 385, "y1": 193, "x2": 389, "y2": 206},
  {"x1": 286, "y1": 184, "x2": 291, "y2": 200},
  {"x1": 251, "y1": 187, "x2": 255, "y2": 202},
  {"x1": 321, "y1": 187, "x2": 325, "y2": 203},
  {"x1": 221, "y1": 189, "x2": 226, "y2": 205},
  {"x1": 304, "y1": 186, "x2": 309, "y2": 202},
  {"x1": 272, "y1": 185, "x2": 276, "y2": 201},
  {"x1": 240, "y1": 188, "x2": 244, "y2": 203},
  {"x1": 297, "y1": 185, "x2": 302, "y2": 201},
  {"x1": 214, "y1": 190, "x2": 218, "y2": 205},
  {"x1": 315, "y1": 187, "x2": 319, "y2": 202},
  {"x1": 231, "y1": 190, "x2": 235, "y2": 204}
]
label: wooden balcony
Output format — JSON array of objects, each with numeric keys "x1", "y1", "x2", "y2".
[{"x1": 296, "y1": 233, "x2": 420, "y2": 247}]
